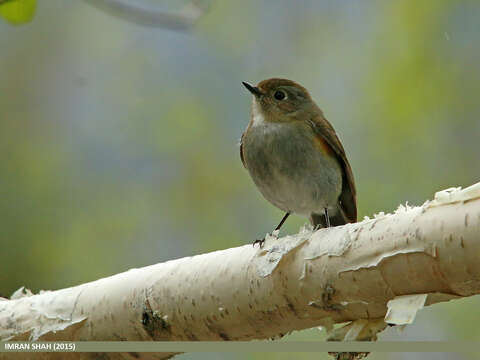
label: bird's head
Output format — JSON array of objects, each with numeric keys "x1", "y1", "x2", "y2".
[{"x1": 242, "y1": 78, "x2": 317, "y2": 123}]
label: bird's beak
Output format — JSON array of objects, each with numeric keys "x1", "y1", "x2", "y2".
[{"x1": 242, "y1": 82, "x2": 263, "y2": 97}]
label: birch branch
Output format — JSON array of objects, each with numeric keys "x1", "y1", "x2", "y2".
[
  {"x1": 1, "y1": 182, "x2": 480, "y2": 360},
  {"x1": 82, "y1": 0, "x2": 210, "y2": 31}
]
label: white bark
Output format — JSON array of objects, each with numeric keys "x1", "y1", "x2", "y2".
[
  {"x1": 1, "y1": 183, "x2": 480, "y2": 360},
  {"x1": 82, "y1": 0, "x2": 210, "y2": 30}
]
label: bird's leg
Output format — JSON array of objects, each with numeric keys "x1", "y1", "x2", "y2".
[
  {"x1": 324, "y1": 207, "x2": 331, "y2": 227},
  {"x1": 274, "y1": 212, "x2": 291, "y2": 231},
  {"x1": 253, "y1": 212, "x2": 291, "y2": 248}
]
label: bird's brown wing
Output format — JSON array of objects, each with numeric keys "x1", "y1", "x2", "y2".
[
  {"x1": 239, "y1": 132, "x2": 246, "y2": 168},
  {"x1": 307, "y1": 113, "x2": 357, "y2": 223}
]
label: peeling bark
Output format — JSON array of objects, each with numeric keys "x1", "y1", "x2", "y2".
[{"x1": 1, "y1": 183, "x2": 480, "y2": 360}]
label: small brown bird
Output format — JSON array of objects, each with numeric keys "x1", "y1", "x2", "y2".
[{"x1": 240, "y1": 78, "x2": 357, "y2": 246}]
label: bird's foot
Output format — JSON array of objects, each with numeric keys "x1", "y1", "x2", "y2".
[
  {"x1": 252, "y1": 230, "x2": 280, "y2": 248},
  {"x1": 252, "y1": 238, "x2": 266, "y2": 248}
]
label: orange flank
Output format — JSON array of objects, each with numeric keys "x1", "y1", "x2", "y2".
[{"x1": 313, "y1": 135, "x2": 334, "y2": 155}]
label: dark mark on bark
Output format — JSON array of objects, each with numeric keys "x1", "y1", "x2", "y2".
[
  {"x1": 321, "y1": 284, "x2": 344, "y2": 311},
  {"x1": 184, "y1": 328, "x2": 199, "y2": 340},
  {"x1": 270, "y1": 332, "x2": 285, "y2": 340},
  {"x1": 142, "y1": 299, "x2": 171, "y2": 339},
  {"x1": 328, "y1": 351, "x2": 369, "y2": 360},
  {"x1": 219, "y1": 332, "x2": 230, "y2": 340},
  {"x1": 283, "y1": 294, "x2": 298, "y2": 317},
  {"x1": 415, "y1": 228, "x2": 422, "y2": 241},
  {"x1": 205, "y1": 322, "x2": 230, "y2": 340}
]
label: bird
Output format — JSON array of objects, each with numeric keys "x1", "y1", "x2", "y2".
[{"x1": 240, "y1": 78, "x2": 357, "y2": 247}]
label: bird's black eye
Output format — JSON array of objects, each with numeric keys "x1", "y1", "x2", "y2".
[{"x1": 274, "y1": 90, "x2": 286, "y2": 101}]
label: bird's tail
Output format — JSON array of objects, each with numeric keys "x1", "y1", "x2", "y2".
[{"x1": 310, "y1": 205, "x2": 348, "y2": 228}]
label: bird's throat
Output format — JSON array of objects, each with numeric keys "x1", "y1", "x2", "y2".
[{"x1": 251, "y1": 101, "x2": 266, "y2": 127}]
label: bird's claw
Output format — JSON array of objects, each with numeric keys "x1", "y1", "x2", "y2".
[{"x1": 252, "y1": 238, "x2": 266, "y2": 248}]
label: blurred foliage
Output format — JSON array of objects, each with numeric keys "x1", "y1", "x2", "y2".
[
  {"x1": 0, "y1": 0, "x2": 36, "y2": 24},
  {"x1": 0, "y1": 0, "x2": 479, "y2": 358}
]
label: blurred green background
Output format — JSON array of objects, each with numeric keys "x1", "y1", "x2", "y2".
[{"x1": 1, "y1": 0, "x2": 479, "y2": 359}]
